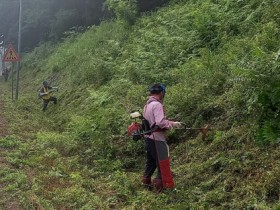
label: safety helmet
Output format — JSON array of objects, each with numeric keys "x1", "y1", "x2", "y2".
[
  {"x1": 149, "y1": 83, "x2": 166, "y2": 97},
  {"x1": 43, "y1": 80, "x2": 48, "y2": 86}
]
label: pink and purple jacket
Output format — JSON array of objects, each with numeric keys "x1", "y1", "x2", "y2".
[{"x1": 143, "y1": 96, "x2": 175, "y2": 141}]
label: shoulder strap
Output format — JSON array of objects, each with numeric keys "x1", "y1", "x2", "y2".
[
  {"x1": 143, "y1": 100, "x2": 152, "y2": 116},
  {"x1": 144, "y1": 99, "x2": 161, "y2": 116}
]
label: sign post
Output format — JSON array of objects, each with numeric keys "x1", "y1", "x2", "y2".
[
  {"x1": 16, "y1": 0, "x2": 22, "y2": 100},
  {"x1": 3, "y1": 44, "x2": 20, "y2": 100}
]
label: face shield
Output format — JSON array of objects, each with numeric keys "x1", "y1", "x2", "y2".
[{"x1": 160, "y1": 84, "x2": 166, "y2": 98}]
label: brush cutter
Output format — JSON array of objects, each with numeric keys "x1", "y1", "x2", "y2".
[
  {"x1": 38, "y1": 87, "x2": 58, "y2": 98},
  {"x1": 176, "y1": 123, "x2": 212, "y2": 140}
]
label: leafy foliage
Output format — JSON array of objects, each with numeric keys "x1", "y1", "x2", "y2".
[
  {"x1": 1, "y1": 0, "x2": 280, "y2": 209},
  {"x1": 106, "y1": 0, "x2": 138, "y2": 25}
]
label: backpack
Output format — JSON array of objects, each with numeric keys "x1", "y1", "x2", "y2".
[{"x1": 127, "y1": 111, "x2": 152, "y2": 141}]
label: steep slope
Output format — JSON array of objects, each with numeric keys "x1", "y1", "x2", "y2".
[{"x1": 1, "y1": 0, "x2": 280, "y2": 209}]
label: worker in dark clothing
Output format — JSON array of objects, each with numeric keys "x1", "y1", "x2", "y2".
[
  {"x1": 39, "y1": 80, "x2": 58, "y2": 111},
  {"x1": 142, "y1": 83, "x2": 183, "y2": 193},
  {"x1": 2, "y1": 67, "x2": 9, "y2": 81}
]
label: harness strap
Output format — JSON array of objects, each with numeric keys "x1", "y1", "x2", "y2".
[{"x1": 144, "y1": 99, "x2": 166, "y2": 133}]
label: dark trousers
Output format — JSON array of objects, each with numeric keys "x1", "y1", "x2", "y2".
[
  {"x1": 42, "y1": 96, "x2": 57, "y2": 111},
  {"x1": 144, "y1": 138, "x2": 161, "y2": 179},
  {"x1": 3, "y1": 73, "x2": 8, "y2": 81}
]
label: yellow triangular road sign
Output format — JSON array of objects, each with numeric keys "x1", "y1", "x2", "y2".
[{"x1": 3, "y1": 44, "x2": 20, "y2": 61}]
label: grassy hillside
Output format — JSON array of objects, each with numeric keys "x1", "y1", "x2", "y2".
[{"x1": 1, "y1": 0, "x2": 280, "y2": 209}]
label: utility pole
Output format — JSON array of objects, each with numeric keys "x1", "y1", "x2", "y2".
[
  {"x1": 85, "y1": 0, "x2": 88, "y2": 26},
  {"x1": 0, "y1": 34, "x2": 4, "y2": 71},
  {"x1": 15, "y1": 0, "x2": 22, "y2": 100}
]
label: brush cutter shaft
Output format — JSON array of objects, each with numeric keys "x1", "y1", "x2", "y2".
[
  {"x1": 175, "y1": 127, "x2": 205, "y2": 130},
  {"x1": 176, "y1": 124, "x2": 212, "y2": 140},
  {"x1": 180, "y1": 127, "x2": 212, "y2": 130},
  {"x1": 176, "y1": 123, "x2": 212, "y2": 130}
]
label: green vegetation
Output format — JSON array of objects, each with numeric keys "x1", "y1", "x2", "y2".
[{"x1": 1, "y1": 0, "x2": 280, "y2": 209}]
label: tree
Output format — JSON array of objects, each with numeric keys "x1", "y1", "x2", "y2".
[
  {"x1": 0, "y1": 0, "x2": 169, "y2": 51},
  {"x1": 106, "y1": 0, "x2": 138, "y2": 25},
  {"x1": 137, "y1": 0, "x2": 169, "y2": 12}
]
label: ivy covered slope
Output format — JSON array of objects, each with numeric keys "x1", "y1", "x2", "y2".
[{"x1": 3, "y1": 0, "x2": 280, "y2": 209}]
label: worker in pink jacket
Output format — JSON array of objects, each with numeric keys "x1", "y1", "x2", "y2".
[{"x1": 142, "y1": 83, "x2": 182, "y2": 193}]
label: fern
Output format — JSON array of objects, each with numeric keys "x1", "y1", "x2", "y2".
[{"x1": 256, "y1": 121, "x2": 279, "y2": 146}]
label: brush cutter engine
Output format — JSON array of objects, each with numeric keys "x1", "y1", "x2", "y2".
[{"x1": 127, "y1": 111, "x2": 152, "y2": 141}]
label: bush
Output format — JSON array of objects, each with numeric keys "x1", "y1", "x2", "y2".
[{"x1": 106, "y1": 0, "x2": 138, "y2": 25}]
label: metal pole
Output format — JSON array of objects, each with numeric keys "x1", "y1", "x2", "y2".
[
  {"x1": 12, "y1": 66, "x2": 14, "y2": 100},
  {"x1": 15, "y1": 0, "x2": 22, "y2": 100},
  {"x1": 0, "y1": 34, "x2": 4, "y2": 71}
]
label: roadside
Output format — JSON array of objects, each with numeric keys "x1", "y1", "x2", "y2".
[{"x1": 0, "y1": 81, "x2": 23, "y2": 210}]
